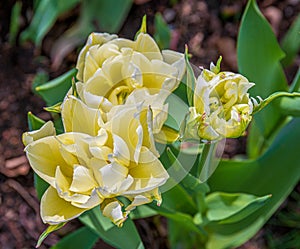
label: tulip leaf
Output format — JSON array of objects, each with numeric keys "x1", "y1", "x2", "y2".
[
  {"x1": 80, "y1": 208, "x2": 144, "y2": 249},
  {"x1": 84, "y1": 0, "x2": 132, "y2": 34},
  {"x1": 237, "y1": 0, "x2": 288, "y2": 158},
  {"x1": 37, "y1": 223, "x2": 66, "y2": 248},
  {"x1": 166, "y1": 147, "x2": 210, "y2": 193},
  {"x1": 20, "y1": 0, "x2": 80, "y2": 45},
  {"x1": 289, "y1": 67, "x2": 300, "y2": 93},
  {"x1": 205, "y1": 192, "x2": 271, "y2": 224},
  {"x1": 50, "y1": 226, "x2": 99, "y2": 249},
  {"x1": 129, "y1": 205, "x2": 157, "y2": 219},
  {"x1": 168, "y1": 218, "x2": 206, "y2": 249},
  {"x1": 35, "y1": 68, "x2": 76, "y2": 106},
  {"x1": 185, "y1": 46, "x2": 196, "y2": 107},
  {"x1": 278, "y1": 96, "x2": 300, "y2": 117},
  {"x1": 207, "y1": 117, "x2": 300, "y2": 248},
  {"x1": 27, "y1": 111, "x2": 45, "y2": 131},
  {"x1": 281, "y1": 14, "x2": 300, "y2": 67},
  {"x1": 9, "y1": 1, "x2": 22, "y2": 45},
  {"x1": 154, "y1": 13, "x2": 171, "y2": 49}
]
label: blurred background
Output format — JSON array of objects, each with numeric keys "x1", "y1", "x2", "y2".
[{"x1": 0, "y1": 0, "x2": 299, "y2": 248}]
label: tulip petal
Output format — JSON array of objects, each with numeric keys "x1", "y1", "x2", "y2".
[
  {"x1": 41, "y1": 186, "x2": 88, "y2": 225},
  {"x1": 25, "y1": 136, "x2": 70, "y2": 186},
  {"x1": 22, "y1": 121, "x2": 56, "y2": 146},
  {"x1": 62, "y1": 95, "x2": 103, "y2": 136}
]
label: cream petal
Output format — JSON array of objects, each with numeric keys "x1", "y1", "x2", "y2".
[
  {"x1": 41, "y1": 186, "x2": 87, "y2": 225},
  {"x1": 99, "y1": 161, "x2": 128, "y2": 190},
  {"x1": 22, "y1": 121, "x2": 56, "y2": 146},
  {"x1": 71, "y1": 189, "x2": 103, "y2": 209},
  {"x1": 61, "y1": 95, "x2": 103, "y2": 136},
  {"x1": 76, "y1": 32, "x2": 117, "y2": 81},
  {"x1": 134, "y1": 33, "x2": 162, "y2": 61},
  {"x1": 25, "y1": 136, "x2": 71, "y2": 187},
  {"x1": 125, "y1": 195, "x2": 151, "y2": 212},
  {"x1": 112, "y1": 134, "x2": 130, "y2": 166},
  {"x1": 69, "y1": 165, "x2": 97, "y2": 193},
  {"x1": 101, "y1": 200, "x2": 126, "y2": 227}
]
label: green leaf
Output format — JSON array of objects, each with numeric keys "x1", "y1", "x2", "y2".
[
  {"x1": 82, "y1": 0, "x2": 132, "y2": 34},
  {"x1": 20, "y1": 0, "x2": 80, "y2": 45},
  {"x1": 129, "y1": 205, "x2": 157, "y2": 219},
  {"x1": 281, "y1": 14, "x2": 300, "y2": 67},
  {"x1": 79, "y1": 207, "x2": 144, "y2": 249},
  {"x1": 184, "y1": 46, "x2": 196, "y2": 107},
  {"x1": 166, "y1": 148, "x2": 210, "y2": 193},
  {"x1": 153, "y1": 13, "x2": 171, "y2": 49},
  {"x1": 207, "y1": 117, "x2": 300, "y2": 248},
  {"x1": 27, "y1": 112, "x2": 45, "y2": 131},
  {"x1": 168, "y1": 219, "x2": 206, "y2": 249},
  {"x1": 37, "y1": 223, "x2": 66, "y2": 248},
  {"x1": 278, "y1": 96, "x2": 300, "y2": 117},
  {"x1": 50, "y1": 226, "x2": 99, "y2": 249},
  {"x1": 205, "y1": 192, "x2": 271, "y2": 224},
  {"x1": 9, "y1": 1, "x2": 22, "y2": 45},
  {"x1": 237, "y1": 0, "x2": 288, "y2": 158},
  {"x1": 289, "y1": 67, "x2": 300, "y2": 92},
  {"x1": 35, "y1": 68, "x2": 76, "y2": 106}
]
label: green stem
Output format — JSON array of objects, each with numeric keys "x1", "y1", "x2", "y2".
[{"x1": 253, "y1": 92, "x2": 300, "y2": 114}]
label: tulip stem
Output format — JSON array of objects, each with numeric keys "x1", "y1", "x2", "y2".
[{"x1": 253, "y1": 91, "x2": 300, "y2": 114}]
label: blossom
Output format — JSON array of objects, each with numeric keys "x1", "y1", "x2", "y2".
[
  {"x1": 24, "y1": 122, "x2": 169, "y2": 226},
  {"x1": 181, "y1": 68, "x2": 254, "y2": 141},
  {"x1": 75, "y1": 32, "x2": 185, "y2": 107}
]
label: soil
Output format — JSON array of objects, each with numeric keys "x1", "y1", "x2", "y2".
[{"x1": 0, "y1": 0, "x2": 299, "y2": 248}]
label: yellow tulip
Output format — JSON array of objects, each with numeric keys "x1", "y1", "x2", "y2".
[
  {"x1": 24, "y1": 122, "x2": 168, "y2": 226},
  {"x1": 182, "y1": 69, "x2": 254, "y2": 141},
  {"x1": 75, "y1": 32, "x2": 185, "y2": 107}
]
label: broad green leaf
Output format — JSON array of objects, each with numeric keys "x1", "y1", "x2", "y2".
[
  {"x1": 207, "y1": 117, "x2": 300, "y2": 248},
  {"x1": 205, "y1": 192, "x2": 271, "y2": 224},
  {"x1": 197, "y1": 142, "x2": 220, "y2": 182},
  {"x1": 80, "y1": 207, "x2": 144, "y2": 249},
  {"x1": 165, "y1": 90, "x2": 189, "y2": 131},
  {"x1": 166, "y1": 148, "x2": 210, "y2": 193},
  {"x1": 278, "y1": 96, "x2": 300, "y2": 117},
  {"x1": 37, "y1": 223, "x2": 66, "y2": 247},
  {"x1": 50, "y1": 226, "x2": 99, "y2": 249},
  {"x1": 9, "y1": 1, "x2": 22, "y2": 45},
  {"x1": 184, "y1": 47, "x2": 196, "y2": 107},
  {"x1": 35, "y1": 68, "x2": 76, "y2": 106},
  {"x1": 281, "y1": 14, "x2": 300, "y2": 67},
  {"x1": 20, "y1": 0, "x2": 80, "y2": 45},
  {"x1": 154, "y1": 13, "x2": 171, "y2": 49},
  {"x1": 168, "y1": 219, "x2": 206, "y2": 249},
  {"x1": 80, "y1": 207, "x2": 114, "y2": 232},
  {"x1": 81, "y1": 0, "x2": 132, "y2": 34},
  {"x1": 129, "y1": 205, "x2": 157, "y2": 219},
  {"x1": 237, "y1": 0, "x2": 288, "y2": 158}
]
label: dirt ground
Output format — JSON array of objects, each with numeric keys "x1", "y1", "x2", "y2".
[{"x1": 0, "y1": 0, "x2": 299, "y2": 248}]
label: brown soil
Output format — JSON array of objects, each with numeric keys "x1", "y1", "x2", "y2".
[{"x1": 0, "y1": 0, "x2": 299, "y2": 248}]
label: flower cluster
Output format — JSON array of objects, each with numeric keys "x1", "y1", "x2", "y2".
[
  {"x1": 23, "y1": 30, "x2": 256, "y2": 229},
  {"x1": 23, "y1": 32, "x2": 185, "y2": 226}
]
